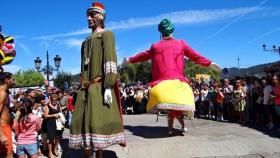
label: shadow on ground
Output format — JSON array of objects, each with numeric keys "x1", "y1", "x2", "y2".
[
  {"x1": 124, "y1": 125, "x2": 184, "y2": 138},
  {"x1": 241, "y1": 122, "x2": 280, "y2": 139},
  {"x1": 195, "y1": 115, "x2": 280, "y2": 139},
  {"x1": 40, "y1": 139, "x2": 119, "y2": 158}
]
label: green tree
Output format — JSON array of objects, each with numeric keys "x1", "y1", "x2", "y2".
[
  {"x1": 184, "y1": 60, "x2": 221, "y2": 81},
  {"x1": 54, "y1": 71, "x2": 72, "y2": 90},
  {"x1": 14, "y1": 69, "x2": 45, "y2": 87},
  {"x1": 134, "y1": 61, "x2": 152, "y2": 83},
  {"x1": 118, "y1": 58, "x2": 137, "y2": 84},
  {"x1": 118, "y1": 58, "x2": 221, "y2": 84},
  {"x1": 118, "y1": 57, "x2": 152, "y2": 84}
]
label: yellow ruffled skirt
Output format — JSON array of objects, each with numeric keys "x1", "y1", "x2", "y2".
[{"x1": 147, "y1": 79, "x2": 195, "y2": 113}]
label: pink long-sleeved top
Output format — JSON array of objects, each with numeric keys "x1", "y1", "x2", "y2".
[
  {"x1": 14, "y1": 114, "x2": 41, "y2": 145},
  {"x1": 129, "y1": 38, "x2": 212, "y2": 87}
]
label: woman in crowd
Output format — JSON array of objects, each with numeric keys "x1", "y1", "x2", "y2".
[
  {"x1": 261, "y1": 78, "x2": 274, "y2": 129},
  {"x1": 252, "y1": 79, "x2": 263, "y2": 124},
  {"x1": 192, "y1": 83, "x2": 201, "y2": 118},
  {"x1": 44, "y1": 94, "x2": 62, "y2": 158},
  {"x1": 200, "y1": 84, "x2": 210, "y2": 118},
  {"x1": 233, "y1": 80, "x2": 246, "y2": 124},
  {"x1": 215, "y1": 83, "x2": 224, "y2": 121}
]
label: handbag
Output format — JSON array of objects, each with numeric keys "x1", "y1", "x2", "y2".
[
  {"x1": 58, "y1": 112, "x2": 66, "y2": 125},
  {"x1": 56, "y1": 119, "x2": 63, "y2": 130},
  {"x1": 56, "y1": 112, "x2": 65, "y2": 130}
]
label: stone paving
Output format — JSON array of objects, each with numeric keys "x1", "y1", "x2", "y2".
[{"x1": 39, "y1": 114, "x2": 280, "y2": 158}]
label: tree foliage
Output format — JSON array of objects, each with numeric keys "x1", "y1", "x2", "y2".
[
  {"x1": 118, "y1": 58, "x2": 220, "y2": 84},
  {"x1": 118, "y1": 58, "x2": 152, "y2": 84},
  {"x1": 14, "y1": 69, "x2": 45, "y2": 87},
  {"x1": 184, "y1": 60, "x2": 220, "y2": 81},
  {"x1": 54, "y1": 71, "x2": 72, "y2": 91}
]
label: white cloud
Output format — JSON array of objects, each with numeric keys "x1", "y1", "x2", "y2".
[
  {"x1": 18, "y1": 42, "x2": 32, "y2": 55},
  {"x1": 195, "y1": 0, "x2": 269, "y2": 46},
  {"x1": 107, "y1": 7, "x2": 261, "y2": 30},
  {"x1": 63, "y1": 38, "x2": 84, "y2": 48},
  {"x1": 32, "y1": 6, "x2": 274, "y2": 40},
  {"x1": 34, "y1": 28, "x2": 89, "y2": 40},
  {"x1": 2, "y1": 64, "x2": 22, "y2": 73}
]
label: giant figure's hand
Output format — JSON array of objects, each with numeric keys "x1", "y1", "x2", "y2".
[
  {"x1": 104, "y1": 89, "x2": 113, "y2": 104},
  {"x1": 210, "y1": 62, "x2": 221, "y2": 72}
]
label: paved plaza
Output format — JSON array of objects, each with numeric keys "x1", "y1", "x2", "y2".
[{"x1": 40, "y1": 114, "x2": 280, "y2": 158}]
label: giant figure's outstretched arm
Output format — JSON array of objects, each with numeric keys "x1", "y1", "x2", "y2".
[
  {"x1": 182, "y1": 40, "x2": 220, "y2": 71},
  {"x1": 129, "y1": 48, "x2": 152, "y2": 63}
]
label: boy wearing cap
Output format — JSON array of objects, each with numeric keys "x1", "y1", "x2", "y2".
[{"x1": 70, "y1": 2, "x2": 125, "y2": 157}]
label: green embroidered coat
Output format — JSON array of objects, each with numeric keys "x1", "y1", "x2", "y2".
[{"x1": 69, "y1": 30, "x2": 125, "y2": 149}]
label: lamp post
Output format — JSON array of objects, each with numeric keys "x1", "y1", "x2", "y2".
[
  {"x1": 262, "y1": 44, "x2": 280, "y2": 74},
  {"x1": 262, "y1": 44, "x2": 280, "y2": 56},
  {"x1": 237, "y1": 56, "x2": 241, "y2": 76},
  {"x1": 237, "y1": 56, "x2": 240, "y2": 70},
  {"x1": 34, "y1": 51, "x2": 61, "y2": 85}
]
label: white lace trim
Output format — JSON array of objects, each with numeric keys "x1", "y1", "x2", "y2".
[
  {"x1": 150, "y1": 103, "x2": 195, "y2": 113},
  {"x1": 69, "y1": 132, "x2": 125, "y2": 149}
]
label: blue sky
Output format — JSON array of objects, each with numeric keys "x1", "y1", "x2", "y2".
[{"x1": 1, "y1": 0, "x2": 280, "y2": 76}]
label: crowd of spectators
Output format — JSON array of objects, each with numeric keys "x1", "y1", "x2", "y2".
[
  {"x1": 120, "y1": 74, "x2": 280, "y2": 132},
  {"x1": 119, "y1": 81, "x2": 150, "y2": 114},
  {"x1": 2, "y1": 73, "x2": 280, "y2": 157},
  {"x1": 190, "y1": 74, "x2": 280, "y2": 130},
  {"x1": 6, "y1": 85, "x2": 75, "y2": 158}
]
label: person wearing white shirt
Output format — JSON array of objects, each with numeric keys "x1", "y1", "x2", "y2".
[
  {"x1": 200, "y1": 84, "x2": 209, "y2": 117},
  {"x1": 223, "y1": 79, "x2": 233, "y2": 121},
  {"x1": 261, "y1": 79, "x2": 274, "y2": 129}
]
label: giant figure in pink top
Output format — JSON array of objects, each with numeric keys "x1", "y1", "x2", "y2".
[{"x1": 129, "y1": 19, "x2": 220, "y2": 135}]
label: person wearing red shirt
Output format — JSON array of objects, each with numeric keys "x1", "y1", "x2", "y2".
[
  {"x1": 272, "y1": 75, "x2": 280, "y2": 131},
  {"x1": 67, "y1": 92, "x2": 74, "y2": 127}
]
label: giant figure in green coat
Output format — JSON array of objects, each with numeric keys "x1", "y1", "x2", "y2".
[{"x1": 69, "y1": 2, "x2": 125, "y2": 157}]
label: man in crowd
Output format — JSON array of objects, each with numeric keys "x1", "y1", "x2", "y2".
[
  {"x1": 0, "y1": 72, "x2": 14, "y2": 158},
  {"x1": 223, "y1": 79, "x2": 234, "y2": 121}
]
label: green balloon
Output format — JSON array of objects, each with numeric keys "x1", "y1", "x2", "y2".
[{"x1": 158, "y1": 19, "x2": 174, "y2": 37}]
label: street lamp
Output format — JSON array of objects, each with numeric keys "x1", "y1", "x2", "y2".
[
  {"x1": 54, "y1": 55, "x2": 62, "y2": 69},
  {"x1": 262, "y1": 44, "x2": 280, "y2": 56},
  {"x1": 34, "y1": 51, "x2": 62, "y2": 84}
]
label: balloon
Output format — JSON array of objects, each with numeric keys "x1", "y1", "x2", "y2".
[{"x1": 0, "y1": 35, "x2": 16, "y2": 66}]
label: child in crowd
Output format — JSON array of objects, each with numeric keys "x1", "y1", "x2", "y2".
[
  {"x1": 215, "y1": 84, "x2": 224, "y2": 121},
  {"x1": 13, "y1": 98, "x2": 42, "y2": 158}
]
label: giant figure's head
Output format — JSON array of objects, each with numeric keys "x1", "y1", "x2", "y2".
[
  {"x1": 158, "y1": 19, "x2": 174, "y2": 37},
  {"x1": 87, "y1": 2, "x2": 106, "y2": 29}
]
